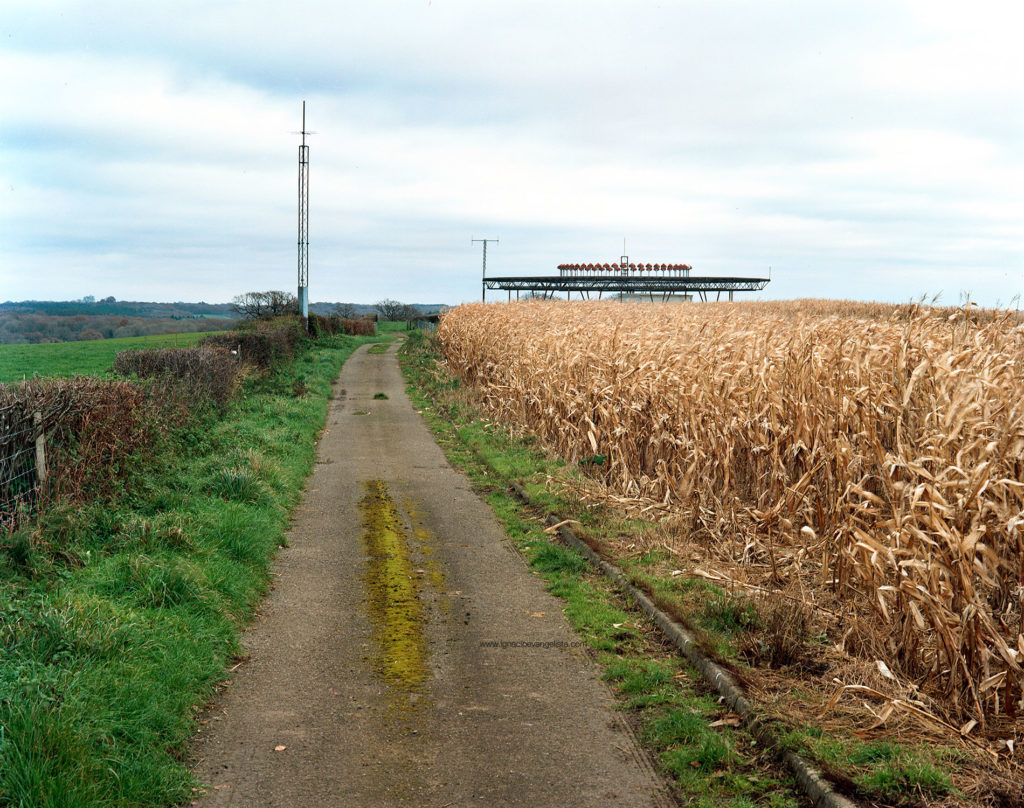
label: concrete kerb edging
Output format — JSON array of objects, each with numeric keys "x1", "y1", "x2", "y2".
[{"x1": 507, "y1": 480, "x2": 860, "y2": 808}]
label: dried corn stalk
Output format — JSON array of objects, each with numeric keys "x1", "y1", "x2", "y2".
[{"x1": 439, "y1": 299, "x2": 1024, "y2": 723}]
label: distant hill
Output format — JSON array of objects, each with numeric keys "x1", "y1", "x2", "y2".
[
  {"x1": 0, "y1": 300, "x2": 236, "y2": 344},
  {"x1": 0, "y1": 299, "x2": 235, "y2": 319},
  {"x1": 0, "y1": 299, "x2": 448, "y2": 344}
]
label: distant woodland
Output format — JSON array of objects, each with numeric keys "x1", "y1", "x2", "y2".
[
  {"x1": 0, "y1": 300, "x2": 236, "y2": 344},
  {"x1": 0, "y1": 298, "x2": 448, "y2": 344}
]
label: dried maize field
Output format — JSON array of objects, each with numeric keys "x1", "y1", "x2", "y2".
[{"x1": 439, "y1": 299, "x2": 1024, "y2": 733}]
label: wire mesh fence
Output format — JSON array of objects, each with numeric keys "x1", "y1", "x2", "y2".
[{"x1": 0, "y1": 406, "x2": 44, "y2": 530}]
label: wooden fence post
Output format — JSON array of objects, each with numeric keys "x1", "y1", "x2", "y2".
[{"x1": 33, "y1": 411, "x2": 46, "y2": 485}]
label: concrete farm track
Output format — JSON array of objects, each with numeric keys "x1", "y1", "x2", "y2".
[{"x1": 189, "y1": 341, "x2": 671, "y2": 807}]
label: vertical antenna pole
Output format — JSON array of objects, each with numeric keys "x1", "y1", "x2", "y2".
[
  {"x1": 472, "y1": 237, "x2": 499, "y2": 302},
  {"x1": 297, "y1": 101, "x2": 310, "y2": 326}
]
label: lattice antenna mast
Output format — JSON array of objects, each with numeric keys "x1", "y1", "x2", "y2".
[
  {"x1": 297, "y1": 101, "x2": 313, "y2": 323},
  {"x1": 472, "y1": 236, "x2": 499, "y2": 302}
]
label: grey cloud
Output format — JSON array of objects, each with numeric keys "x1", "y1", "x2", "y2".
[{"x1": 1, "y1": 0, "x2": 1021, "y2": 306}]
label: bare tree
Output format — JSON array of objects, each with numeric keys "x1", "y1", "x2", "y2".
[
  {"x1": 375, "y1": 299, "x2": 406, "y2": 321},
  {"x1": 231, "y1": 293, "x2": 264, "y2": 319},
  {"x1": 263, "y1": 290, "x2": 297, "y2": 316},
  {"x1": 232, "y1": 291, "x2": 298, "y2": 320},
  {"x1": 398, "y1": 304, "x2": 421, "y2": 321},
  {"x1": 334, "y1": 302, "x2": 357, "y2": 319}
]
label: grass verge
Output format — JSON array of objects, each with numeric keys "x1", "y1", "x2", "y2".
[
  {"x1": 0, "y1": 331, "x2": 388, "y2": 806},
  {"x1": 398, "y1": 329, "x2": 977, "y2": 808}
]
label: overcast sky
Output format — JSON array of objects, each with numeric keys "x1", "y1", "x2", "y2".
[{"x1": 1, "y1": 1, "x2": 1021, "y2": 307}]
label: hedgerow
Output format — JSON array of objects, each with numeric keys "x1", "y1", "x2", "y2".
[
  {"x1": 0, "y1": 317, "x2": 385, "y2": 806},
  {"x1": 198, "y1": 315, "x2": 304, "y2": 368},
  {"x1": 113, "y1": 346, "x2": 239, "y2": 408}
]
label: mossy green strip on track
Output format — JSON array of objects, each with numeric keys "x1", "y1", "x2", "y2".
[
  {"x1": 359, "y1": 480, "x2": 427, "y2": 694},
  {"x1": 0, "y1": 332, "x2": 389, "y2": 807}
]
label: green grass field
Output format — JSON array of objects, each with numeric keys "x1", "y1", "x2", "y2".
[{"x1": 0, "y1": 332, "x2": 215, "y2": 384}]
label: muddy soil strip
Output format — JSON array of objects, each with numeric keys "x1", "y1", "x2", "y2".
[{"x1": 189, "y1": 341, "x2": 672, "y2": 807}]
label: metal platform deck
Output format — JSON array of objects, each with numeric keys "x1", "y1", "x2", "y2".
[{"x1": 483, "y1": 275, "x2": 770, "y2": 302}]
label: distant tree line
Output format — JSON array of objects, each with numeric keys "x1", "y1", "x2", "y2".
[
  {"x1": 0, "y1": 300, "x2": 236, "y2": 319},
  {"x1": 0, "y1": 314, "x2": 233, "y2": 345},
  {"x1": 0, "y1": 295, "x2": 445, "y2": 343},
  {"x1": 231, "y1": 293, "x2": 428, "y2": 323}
]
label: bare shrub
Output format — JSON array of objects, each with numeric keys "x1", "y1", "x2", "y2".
[
  {"x1": 199, "y1": 316, "x2": 303, "y2": 368},
  {"x1": 305, "y1": 313, "x2": 375, "y2": 337},
  {"x1": 114, "y1": 347, "x2": 238, "y2": 408},
  {"x1": 307, "y1": 313, "x2": 338, "y2": 337},
  {"x1": 339, "y1": 318, "x2": 376, "y2": 336},
  {"x1": 0, "y1": 378, "x2": 155, "y2": 508}
]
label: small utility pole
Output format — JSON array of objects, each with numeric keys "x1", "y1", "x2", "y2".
[{"x1": 472, "y1": 237, "x2": 498, "y2": 302}]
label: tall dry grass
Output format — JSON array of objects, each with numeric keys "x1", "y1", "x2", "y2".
[{"x1": 439, "y1": 299, "x2": 1024, "y2": 724}]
